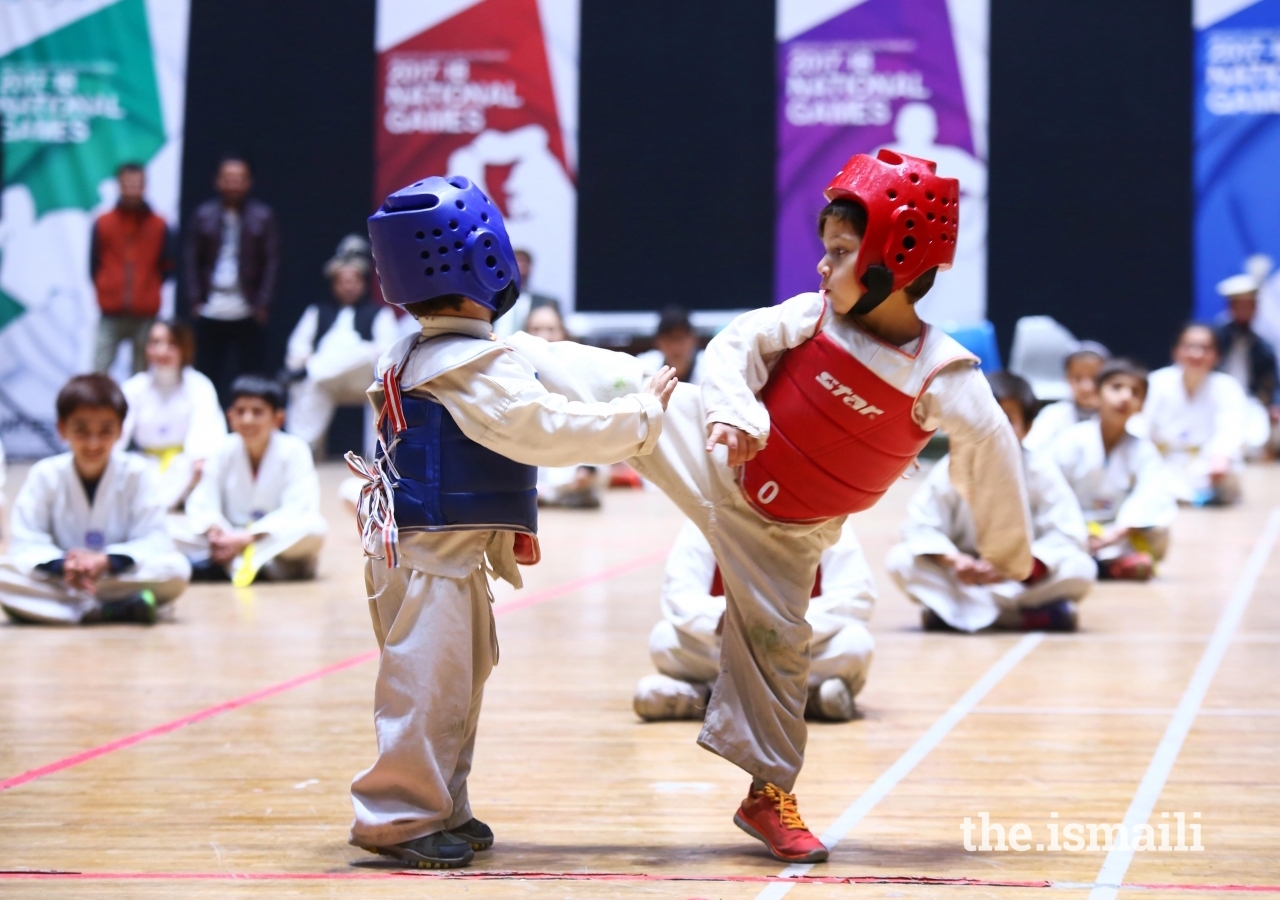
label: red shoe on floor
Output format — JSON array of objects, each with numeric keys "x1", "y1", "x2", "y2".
[
  {"x1": 733, "y1": 783, "x2": 829, "y2": 863},
  {"x1": 1099, "y1": 551, "x2": 1153, "y2": 581}
]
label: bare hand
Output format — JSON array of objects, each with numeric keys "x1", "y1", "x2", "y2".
[
  {"x1": 1088, "y1": 524, "x2": 1130, "y2": 554},
  {"x1": 706, "y1": 423, "x2": 759, "y2": 467},
  {"x1": 644, "y1": 365, "x2": 678, "y2": 410},
  {"x1": 941, "y1": 552, "x2": 1002, "y2": 585},
  {"x1": 207, "y1": 526, "x2": 254, "y2": 565},
  {"x1": 64, "y1": 549, "x2": 110, "y2": 594}
]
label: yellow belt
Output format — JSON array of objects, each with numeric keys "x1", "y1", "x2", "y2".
[{"x1": 143, "y1": 445, "x2": 184, "y2": 473}]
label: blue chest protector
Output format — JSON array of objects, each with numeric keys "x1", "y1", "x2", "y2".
[{"x1": 379, "y1": 393, "x2": 538, "y2": 535}]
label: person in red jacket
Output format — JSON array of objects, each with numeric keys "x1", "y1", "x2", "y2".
[{"x1": 91, "y1": 163, "x2": 174, "y2": 374}]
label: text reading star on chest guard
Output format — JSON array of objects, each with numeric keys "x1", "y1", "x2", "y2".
[{"x1": 815, "y1": 371, "x2": 885, "y2": 418}]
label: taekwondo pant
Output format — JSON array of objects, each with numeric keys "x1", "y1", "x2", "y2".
[
  {"x1": 628, "y1": 384, "x2": 843, "y2": 791},
  {"x1": 349, "y1": 559, "x2": 497, "y2": 848},
  {"x1": 0, "y1": 555, "x2": 190, "y2": 625},
  {"x1": 649, "y1": 617, "x2": 874, "y2": 698},
  {"x1": 884, "y1": 544, "x2": 1096, "y2": 633},
  {"x1": 287, "y1": 364, "x2": 377, "y2": 458},
  {"x1": 168, "y1": 514, "x2": 326, "y2": 581}
]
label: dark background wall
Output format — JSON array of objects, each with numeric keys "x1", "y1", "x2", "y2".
[
  {"x1": 575, "y1": 1, "x2": 776, "y2": 312},
  {"x1": 179, "y1": 0, "x2": 1194, "y2": 367},
  {"x1": 988, "y1": 0, "x2": 1193, "y2": 368},
  {"x1": 180, "y1": 0, "x2": 377, "y2": 369}
]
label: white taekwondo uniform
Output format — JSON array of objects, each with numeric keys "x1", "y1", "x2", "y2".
[
  {"x1": 119, "y1": 366, "x2": 226, "y2": 510},
  {"x1": 1138, "y1": 365, "x2": 1247, "y2": 504},
  {"x1": 1052, "y1": 419, "x2": 1178, "y2": 562},
  {"x1": 508, "y1": 290, "x2": 1032, "y2": 791},
  {"x1": 285, "y1": 302, "x2": 400, "y2": 454},
  {"x1": 171, "y1": 430, "x2": 327, "y2": 581},
  {"x1": 886, "y1": 448, "x2": 1095, "y2": 632},
  {"x1": 648, "y1": 517, "x2": 876, "y2": 694},
  {"x1": 347, "y1": 315, "x2": 665, "y2": 850},
  {"x1": 0, "y1": 452, "x2": 191, "y2": 624}
]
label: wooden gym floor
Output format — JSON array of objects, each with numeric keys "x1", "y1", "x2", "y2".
[{"x1": 2, "y1": 461, "x2": 1279, "y2": 900}]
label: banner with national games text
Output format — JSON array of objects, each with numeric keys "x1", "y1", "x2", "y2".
[
  {"x1": 374, "y1": 0, "x2": 579, "y2": 311},
  {"x1": 775, "y1": 0, "x2": 988, "y2": 326},
  {"x1": 0, "y1": 0, "x2": 189, "y2": 457}
]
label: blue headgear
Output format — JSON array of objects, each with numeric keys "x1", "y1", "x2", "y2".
[{"x1": 367, "y1": 175, "x2": 522, "y2": 317}]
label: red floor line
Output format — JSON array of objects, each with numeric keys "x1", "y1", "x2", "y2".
[
  {"x1": 0, "y1": 870, "x2": 1276, "y2": 892},
  {"x1": 0, "y1": 549, "x2": 668, "y2": 794}
]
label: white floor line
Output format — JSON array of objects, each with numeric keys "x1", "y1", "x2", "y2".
[
  {"x1": 754, "y1": 632, "x2": 1044, "y2": 900},
  {"x1": 1089, "y1": 508, "x2": 1280, "y2": 900}
]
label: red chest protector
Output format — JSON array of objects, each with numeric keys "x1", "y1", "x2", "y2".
[{"x1": 741, "y1": 330, "x2": 962, "y2": 523}]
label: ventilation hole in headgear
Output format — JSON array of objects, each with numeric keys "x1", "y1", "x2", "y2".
[
  {"x1": 887, "y1": 190, "x2": 897, "y2": 200},
  {"x1": 441, "y1": 264, "x2": 451, "y2": 273},
  {"x1": 940, "y1": 234, "x2": 949, "y2": 241},
  {"x1": 432, "y1": 228, "x2": 443, "y2": 237},
  {"x1": 454, "y1": 241, "x2": 463, "y2": 250},
  {"x1": 448, "y1": 177, "x2": 470, "y2": 190},
  {"x1": 414, "y1": 180, "x2": 423, "y2": 186},
  {"x1": 455, "y1": 200, "x2": 465, "y2": 209},
  {"x1": 485, "y1": 254, "x2": 497, "y2": 268},
  {"x1": 926, "y1": 212, "x2": 935, "y2": 221},
  {"x1": 438, "y1": 246, "x2": 448, "y2": 254},
  {"x1": 483, "y1": 238, "x2": 492, "y2": 248},
  {"x1": 425, "y1": 267, "x2": 434, "y2": 275},
  {"x1": 414, "y1": 231, "x2": 425, "y2": 240},
  {"x1": 907, "y1": 200, "x2": 916, "y2": 208},
  {"x1": 925, "y1": 191, "x2": 935, "y2": 201},
  {"x1": 448, "y1": 219, "x2": 459, "y2": 230},
  {"x1": 905, "y1": 219, "x2": 915, "y2": 230},
  {"x1": 903, "y1": 235, "x2": 917, "y2": 250},
  {"x1": 497, "y1": 270, "x2": 505, "y2": 279},
  {"x1": 420, "y1": 250, "x2": 430, "y2": 259},
  {"x1": 462, "y1": 264, "x2": 470, "y2": 271},
  {"x1": 470, "y1": 225, "x2": 477, "y2": 232},
  {"x1": 909, "y1": 173, "x2": 919, "y2": 183},
  {"x1": 940, "y1": 215, "x2": 948, "y2": 224},
  {"x1": 941, "y1": 197, "x2": 949, "y2": 205},
  {"x1": 480, "y1": 212, "x2": 489, "y2": 222},
  {"x1": 895, "y1": 253, "x2": 905, "y2": 263}
]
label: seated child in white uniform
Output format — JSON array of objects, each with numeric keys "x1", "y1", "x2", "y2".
[
  {"x1": 0, "y1": 375, "x2": 191, "y2": 625},
  {"x1": 119, "y1": 321, "x2": 226, "y2": 510},
  {"x1": 887, "y1": 371, "x2": 1095, "y2": 633},
  {"x1": 1140, "y1": 324, "x2": 1248, "y2": 506},
  {"x1": 173, "y1": 375, "x2": 326, "y2": 584},
  {"x1": 1053, "y1": 359, "x2": 1177, "y2": 581},
  {"x1": 285, "y1": 238, "x2": 399, "y2": 456},
  {"x1": 1023, "y1": 341, "x2": 1109, "y2": 452},
  {"x1": 635, "y1": 518, "x2": 875, "y2": 722}
]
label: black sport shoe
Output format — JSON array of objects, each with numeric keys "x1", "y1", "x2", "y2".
[
  {"x1": 371, "y1": 831, "x2": 474, "y2": 869},
  {"x1": 93, "y1": 590, "x2": 158, "y2": 625},
  {"x1": 451, "y1": 817, "x2": 494, "y2": 851},
  {"x1": 921, "y1": 608, "x2": 955, "y2": 632}
]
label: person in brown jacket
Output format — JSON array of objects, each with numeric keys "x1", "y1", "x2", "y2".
[
  {"x1": 184, "y1": 155, "x2": 280, "y2": 404},
  {"x1": 91, "y1": 163, "x2": 174, "y2": 374}
]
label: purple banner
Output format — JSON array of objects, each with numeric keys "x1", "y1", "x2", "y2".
[{"x1": 776, "y1": 0, "x2": 986, "y2": 324}]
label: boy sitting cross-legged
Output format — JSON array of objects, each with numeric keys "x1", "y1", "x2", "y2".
[
  {"x1": 0, "y1": 374, "x2": 191, "y2": 625},
  {"x1": 1052, "y1": 359, "x2": 1177, "y2": 581},
  {"x1": 171, "y1": 375, "x2": 327, "y2": 584},
  {"x1": 887, "y1": 371, "x2": 1096, "y2": 632}
]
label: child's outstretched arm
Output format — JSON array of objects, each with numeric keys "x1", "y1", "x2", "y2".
[
  {"x1": 924, "y1": 364, "x2": 1034, "y2": 581},
  {"x1": 701, "y1": 293, "x2": 826, "y2": 463}
]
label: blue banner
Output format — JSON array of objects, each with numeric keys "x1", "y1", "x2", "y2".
[{"x1": 1194, "y1": 0, "x2": 1280, "y2": 341}]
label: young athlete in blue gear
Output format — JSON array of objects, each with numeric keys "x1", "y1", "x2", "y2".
[{"x1": 344, "y1": 176, "x2": 676, "y2": 869}]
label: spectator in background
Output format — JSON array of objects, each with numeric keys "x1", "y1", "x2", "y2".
[
  {"x1": 524, "y1": 298, "x2": 569, "y2": 342},
  {"x1": 184, "y1": 154, "x2": 280, "y2": 404},
  {"x1": 92, "y1": 163, "x2": 174, "y2": 375},
  {"x1": 285, "y1": 236, "x2": 398, "y2": 456},
  {"x1": 1023, "y1": 341, "x2": 1110, "y2": 453},
  {"x1": 638, "y1": 306, "x2": 704, "y2": 385},
  {"x1": 118, "y1": 321, "x2": 226, "y2": 511},
  {"x1": 1214, "y1": 268, "x2": 1280, "y2": 455},
  {"x1": 493, "y1": 248, "x2": 559, "y2": 341}
]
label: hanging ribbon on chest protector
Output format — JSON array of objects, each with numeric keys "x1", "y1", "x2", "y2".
[{"x1": 343, "y1": 360, "x2": 406, "y2": 568}]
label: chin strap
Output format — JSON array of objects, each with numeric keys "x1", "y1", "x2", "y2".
[{"x1": 852, "y1": 264, "x2": 894, "y2": 315}]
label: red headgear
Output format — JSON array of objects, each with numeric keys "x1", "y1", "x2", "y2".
[{"x1": 823, "y1": 149, "x2": 959, "y2": 313}]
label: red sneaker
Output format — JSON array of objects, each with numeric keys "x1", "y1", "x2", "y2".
[
  {"x1": 733, "y1": 783, "x2": 829, "y2": 863},
  {"x1": 1100, "y1": 551, "x2": 1153, "y2": 581}
]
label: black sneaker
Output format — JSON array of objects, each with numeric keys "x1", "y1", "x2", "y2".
[
  {"x1": 371, "y1": 831, "x2": 474, "y2": 869},
  {"x1": 190, "y1": 559, "x2": 230, "y2": 582},
  {"x1": 451, "y1": 818, "x2": 494, "y2": 851},
  {"x1": 95, "y1": 590, "x2": 158, "y2": 625},
  {"x1": 921, "y1": 608, "x2": 955, "y2": 632}
]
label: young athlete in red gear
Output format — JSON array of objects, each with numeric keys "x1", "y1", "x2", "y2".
[{"x1": 509, "y1": 149, "x2": 1033, "y2": 863}]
